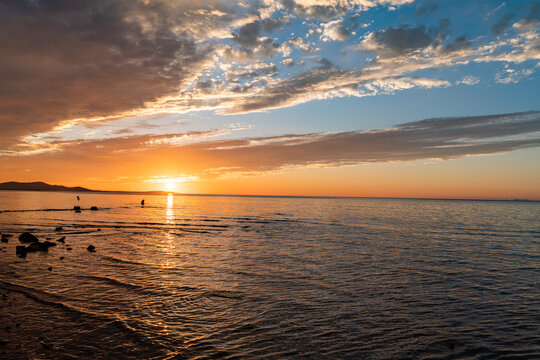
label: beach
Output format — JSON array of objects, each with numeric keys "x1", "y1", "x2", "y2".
[{"x1": 1, "y1": 191, "x2": 539, "y2": 359}]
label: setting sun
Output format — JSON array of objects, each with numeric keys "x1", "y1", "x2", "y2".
[
  {"x1": 165, "y1": 180, "x2": 176, "y2": 192},
  {"x1": 143, "y1": 175, "x2": 198, "y2": 193}
]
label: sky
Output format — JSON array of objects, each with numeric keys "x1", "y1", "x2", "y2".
[{"x1": 0, "y1": 0, "x2": 539, "y2": 199}]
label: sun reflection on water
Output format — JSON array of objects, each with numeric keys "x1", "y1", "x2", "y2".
[
  {"x1": 166, "y1": 194, "x2": 174, "y2": 225},
  {"x1": 161, "y1": 194, "x2": 176, "y2": 270}
]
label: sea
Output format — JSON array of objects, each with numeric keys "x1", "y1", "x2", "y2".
[{"x1": 0, "y1": 191, "x2": 538, "y2": 359}]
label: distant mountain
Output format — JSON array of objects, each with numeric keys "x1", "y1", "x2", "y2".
[{"x1": 0, "y1": 181, "x2": 92, "y2": 192}]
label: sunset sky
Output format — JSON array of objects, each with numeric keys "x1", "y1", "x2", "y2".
[{"x1": 1, "y1": 0, "x2": 539, "y2": 199}]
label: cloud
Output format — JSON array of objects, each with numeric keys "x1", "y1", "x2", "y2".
[
  {"x1": 361, "y1": 25, "x2": 435, "y2": 57},
  {"x1": 289, "y1": 37, "x2": 316, "y2": 53},
  {"x1": 0, "y1": 0, "x2": 216, "y2": 148},
  {"x1": 415, "y1": 0, "x2": 438, "y2": 17},
  {"x1": 490, "y1": 12, "x2": 515, "y2": 36},
  {"x1": 1, "y1": 0, "x2": 539, "y2": 153},
  {"x1": 6, "y1": 111, "x2": 538, "y2": 179},
  {"x1": 515, "y1": 1, "x2": 540, "y2": 31},
  {"x1": 282, "y1": 58, "x2": 295, "y2": 67},
  {"x1": 458, "y1": 76, "x2": 480, "y2": 85},
  {"x1": 233, "y1": 21, "x2": 262, "y2": 47},
  {"x1": 495, "y1": 67, "x2": 534, "y2": 84},
  {"x1": 320, "y1": 19, "x2": 352, "y2": 41},
  {"x1": 291, "y1": 0, "x2": 414, "y2": 20}
]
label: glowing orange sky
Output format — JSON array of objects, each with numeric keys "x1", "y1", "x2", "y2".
[{"x1": 2, "y1": 147, "x2": 539, "y2": 200}]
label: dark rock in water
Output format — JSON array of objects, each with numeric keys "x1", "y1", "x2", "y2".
[
  {"x1": 25, "y1": 243, "x2": 39, "y2": 252},
  {"x1": 0, "y1": 237, "x2": 7, "y2": 243},
  {"x1": 18, "y1": 232, "x2": 39, "y2": 243},
  {"x1": 87, "y1": 245, "x2": 96, "y2": 252},
  {"x1": 74, "y1": 206, "x2": 81, "y2": 213},
  {"x1": 57, "y1": 236, "x2": 65, "y2": 243},
  {"x1": 16, "y1": 246, "x2": 27, "y2": 257},
  {"x1": 66, "y1": 247, "x2": 72, "y2": 251},
  {"x1": 97, "y1": 228, "x2": 101, "y2": 231},
  {"x1": 48, "y1": 266, "x2": 52, "y2": 271},
  {"x1": 25, "y1": 241, "x2": 57, "y2": 252},
  {"x1": 90, "y1": 206, "x2": 99, "y2": 211},
  {"x1": 59, "y1": 256, "x2": 64, "y2": 260},
  {"x1": 55, "y1": 226, "x2": 63, "y2": 231},
  {"x1": 26, "y1": 243, "x2": 44, "y2": 252},
  {"x1": 42, "y1": 241, "x2": 56, "y2": 248}
]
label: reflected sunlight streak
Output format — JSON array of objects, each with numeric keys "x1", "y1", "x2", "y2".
[{"x1": 160, "y1": 194, "x2": 176, "y2": 270}]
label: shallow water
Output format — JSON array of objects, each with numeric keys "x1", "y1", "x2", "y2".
[{"x1": 0, "y1": 191, "x2": 539, "y2": 359}]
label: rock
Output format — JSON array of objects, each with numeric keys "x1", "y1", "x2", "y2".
[
  {"x1": 66, "y1": 247, "x2": 72, "y2": 251},
  {"x1": 48, "y1": 267, "x2": 52, "y2": 271},
  {"x1": 0, "y1": 237, "x2": 7, "y2": 243},
  {"x1": 59, "y1": 256, "x2": 64, "y2": 260},
  {"x1": 25, "y1": 241, "x2": 57, "y2": 253},
  {"x1": 87, "y1": 245, "x2": 96, "y2": 252},
  {"x1": 16, "y1": 246, "x2": 27, "y2": 257},
  {"x1": 57, "y1": 236, "x2": 65, "y2": 243},
  {"x1": 25, "y1": 243, "x2": 43, "y2": 252},
  {"x1": 90, "y1": 206, "x2": 99, "y2": 211},
  {"x1": 18, "y1": 232, "x2": 39, "y2": 243},
  {"x1": 73, "y1": 206, "x2": 81, "y2": 211},
  {"x1": 42, "y1": 240, "x2": 56, "y2": 248},
  {"x1": 55, "y1": 226, "x2": 63, "y2": 231}
]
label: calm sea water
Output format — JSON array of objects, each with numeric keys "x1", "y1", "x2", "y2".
[{"x1": 0, "y1": 191, "x2": 538, "y2": 359}]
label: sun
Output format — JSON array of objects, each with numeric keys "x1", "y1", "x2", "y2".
[
  {"x1": 165, "y1": 180, "x2": 176, "y2": 192},
  {"x1": 146, "y1": 175, "x2": 197, "y2": 193}
]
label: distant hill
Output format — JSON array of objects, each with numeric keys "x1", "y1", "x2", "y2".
[{"x1": 0, "y1": 181, "x2": 92, "y2": 192}]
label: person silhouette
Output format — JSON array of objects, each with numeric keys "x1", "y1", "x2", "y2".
[
  {"x1": 141, "y1": 199, "x2": 145, "y2": 206},
  {"x1": 77, "y1": 196, "x2": 80, "y2": 201}
]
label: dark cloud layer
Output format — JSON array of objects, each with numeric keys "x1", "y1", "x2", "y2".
[
  {"x1": 12, "y1": 111, "x2": 540, "y2": 177},
  {"x1": 196, "y1": 111, "x2": 540, "y2": 172},
  {"x1": 0, "y1": 0, "x2": 211, "y2": 147},
  {"x1": 491, "y1": 12, "x2": 515, "y2": 36},
  {"x1": 371, "y1": 25, "x2": 434, "y2": 56}
]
